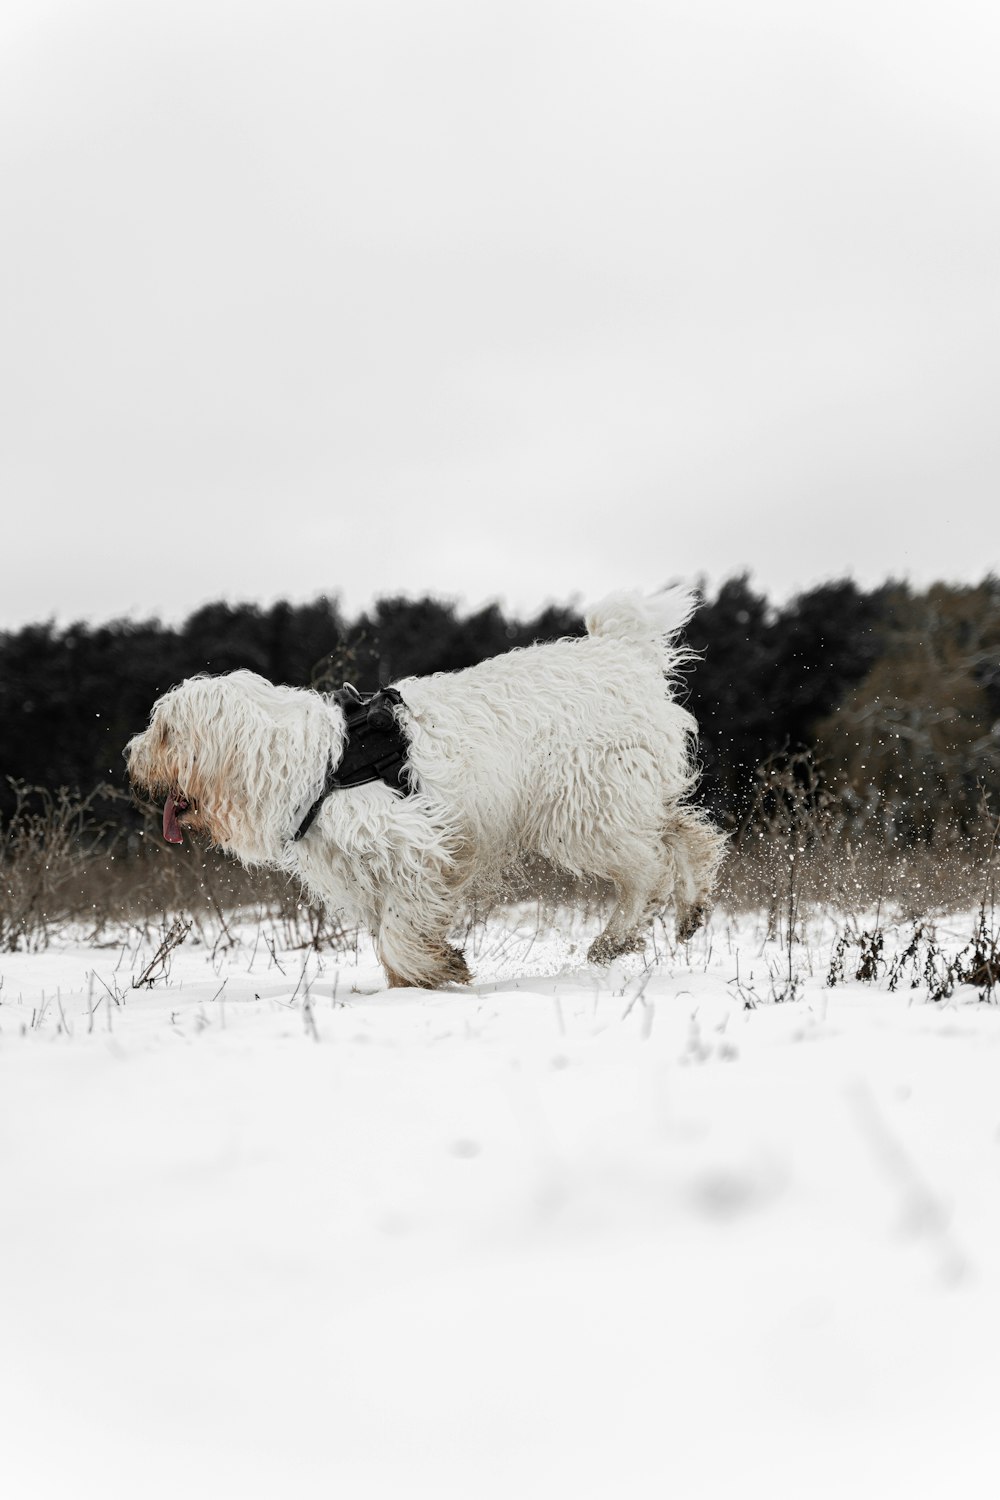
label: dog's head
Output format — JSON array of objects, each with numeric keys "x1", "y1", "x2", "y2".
[{"x1": 126, "y1": 670, "x2": 328, "y2": 856}]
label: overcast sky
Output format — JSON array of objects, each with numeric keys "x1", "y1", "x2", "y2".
[{"x1": 2, "y1": 0, "x2": 998, "y2": 628}]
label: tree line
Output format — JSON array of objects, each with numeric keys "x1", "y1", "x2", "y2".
[{"x1": 0, "y1": 577, "x2": 997, "y2": 838}]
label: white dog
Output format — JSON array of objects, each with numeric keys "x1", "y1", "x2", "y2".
[{"x1": 126, "y1": 590, "x2": 725, "y2": 988}]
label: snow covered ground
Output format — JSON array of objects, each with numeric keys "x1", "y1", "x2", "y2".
[{"x1": 3, "y1": 907, "x2": 999, "y2": 1498}]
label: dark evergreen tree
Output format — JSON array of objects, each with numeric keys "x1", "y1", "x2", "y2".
[
  {"x1": 684, "y1": 575, "x2": 778, "y2": 823},
  {"x1": 767, "y1": 580, "x2": 888, "y2": 749},
  {"x1": 0, "y1": 576, "x2": 994, "y2": 838}
]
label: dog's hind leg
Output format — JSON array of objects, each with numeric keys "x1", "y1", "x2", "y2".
[
  {"x1": 664, "y1": 807, "x2": 727, "y2": 942},
  {"x1": 586, "y1": 850, "x2": 663, "y2": 966},
  {"x1": 587, "y1": 812, "x2": 725, "y2": 962}
]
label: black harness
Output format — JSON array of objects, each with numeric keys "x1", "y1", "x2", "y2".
[{"x1": 292, "y1": 685, "x2": 414, "y2": 843}]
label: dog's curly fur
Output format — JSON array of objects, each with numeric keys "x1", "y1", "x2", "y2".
[{"x1": 126, "y1": 589, "x2": 726, "y2": 988}]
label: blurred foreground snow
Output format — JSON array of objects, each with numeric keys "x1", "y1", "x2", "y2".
[{"x1": 2, "y1": 909, "x2": 998, "y2": 1498}]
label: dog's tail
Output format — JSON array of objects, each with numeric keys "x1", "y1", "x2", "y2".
[
  {"x1": 587, "y1": 585, "x2": 695, "y2": 657},
  {"x1": 585, "y1": 588, "x2": 697, "y2": 673}
]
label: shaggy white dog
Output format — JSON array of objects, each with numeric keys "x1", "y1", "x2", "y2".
[{"x1": 126, "y1": 590, "x2": 725, "y2": 988}]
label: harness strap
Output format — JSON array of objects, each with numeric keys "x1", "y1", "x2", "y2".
[{"x1": 292, "y1": 686, "x2": 414, "y2": 843}]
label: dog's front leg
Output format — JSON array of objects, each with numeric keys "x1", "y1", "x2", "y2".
[
  {"x1": 375, "y1": 899, "x2": 472, "y2": 990},
  {"x1": 374, "y1": 900, "x2": 473, "y2": 996},
  {"x1": 300, "y1": 806, "x2": 473, "y2": 990}
]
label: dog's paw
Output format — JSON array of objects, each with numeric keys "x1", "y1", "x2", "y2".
[
  {"x1": 587, "y1": 931, "x2": 646, "y2": 966},
  {"x1": 676, "y1": 903, "x2": 707, "y2": 943},
  {"x1": 383, "y1": 943, "x2": 472, "y2": 989},
  {"x1": 440, "y1": 943, "x2": 473, "y2": 987}
]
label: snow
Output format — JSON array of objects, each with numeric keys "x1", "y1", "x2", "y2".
[{"x1": 3, "y1": 908, "x2": 999, "y2": 1498}]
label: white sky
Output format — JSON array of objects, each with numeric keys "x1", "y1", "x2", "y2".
[{"x1": 2, "y1": 0, "x2": 999, "y2": 627}]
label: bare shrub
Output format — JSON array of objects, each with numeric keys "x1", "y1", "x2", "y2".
[
  {"x1": 719, "y1": 751, "x2": 999, "y2": 920},
  {"x1": 131, "y1": 917, "x2": 192, "y2": 988},
  {"x1": 101, "y1": 832, "x2": 352, "y2": 953},
  {"x1": 0, "y1": 782, "x2": 351, "y2": 954},
  {"x1": 0, "y1": 781, "x2": 121, "y2": 951},
  {"x1": 823, "y1": 807, "x2": 999, "y2": 1002},
  {"x1": 4, "y1": 754, "x2": 997, "y2": 980}
]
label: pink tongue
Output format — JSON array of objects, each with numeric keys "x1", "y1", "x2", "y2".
[{"x1": 162, "y1": 795, "x2": 185, "y2": 845}]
